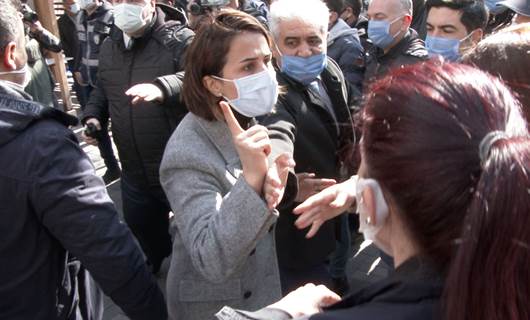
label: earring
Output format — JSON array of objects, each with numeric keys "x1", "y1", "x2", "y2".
[{"x1": 366, "y1": 217, "x2": 371, "y2": 225}]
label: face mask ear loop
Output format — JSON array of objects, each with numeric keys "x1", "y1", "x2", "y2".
[
  {"x1": 210, "y1": 75, "x2": 240, "y2": 102},
  {"x1": 389, "y1": 15, "x2": 405, "y2": 39}
]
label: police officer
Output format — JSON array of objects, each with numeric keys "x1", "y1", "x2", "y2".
[{"x1": 75, "y1": 0, "x2": 121, "y2": 184}]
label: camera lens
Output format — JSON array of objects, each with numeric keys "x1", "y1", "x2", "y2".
[{"x1": 189, "y1": 3, "x2": 204, "y2": 16}]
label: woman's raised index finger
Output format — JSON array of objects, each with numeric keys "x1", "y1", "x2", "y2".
[{"x1": 220, "y1": 100, "x2": 244, "y2": 136}]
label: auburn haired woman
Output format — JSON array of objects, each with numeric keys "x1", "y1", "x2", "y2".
[{"x1": 217, "y1": 61, "x2": 530, "y2": 320}]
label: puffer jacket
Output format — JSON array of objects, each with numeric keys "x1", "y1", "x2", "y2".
[
  {"x1": 0, "y1": 81, "x2": 166, "y2": 320},
  {"x1": 83, "y1": 6, "x2": 193, "y2": 194},
  {"x1": 364, "y1": 29, "x2": 428, "y2": 89}
]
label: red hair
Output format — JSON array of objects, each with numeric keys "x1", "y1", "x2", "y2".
[{"x1": 361, "y1": 60, "x2": 530, "y2": 319}]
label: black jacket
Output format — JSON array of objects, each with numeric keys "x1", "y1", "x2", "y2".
[
  {"x1": 83, "y1": 7, "x2": 193, "y2": 194},
  {"x1": 58, "y1": 13, "x2": 79, "y2": 70},
  {"x1": 216, "y1": 257, "x2": 443, "y2": 320},
  {"x1": 312, "y1": 257, "x2": 442, "y2": 320},
  {"x1": 259, "y1": 58, "x2": 358, "y2": 270},
  {"x1": 364, "y1": 29, "x2": 428, "y2": 88},
  {"x1": 0, "y1": 81, "x2": 166, "y2": 319}
]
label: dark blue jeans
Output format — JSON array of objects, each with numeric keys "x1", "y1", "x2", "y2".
[
  {"x1": 120, "y1": 176, "x2": 172, "y2": 267},
  {"x1": 80, "y1": 85, "x2": 119, "y2": 171}
]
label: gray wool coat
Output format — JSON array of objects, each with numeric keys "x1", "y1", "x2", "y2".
[{"x1": 160, "y1": 113, "x2": 283, "y2": 320}]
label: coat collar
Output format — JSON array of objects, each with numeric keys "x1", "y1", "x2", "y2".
[
  {"x1": 193, "y1": 115, "x2": 242, "y2": 178},
  {"x1": 325, "y1": 256, "x2": 443, "y2": 311}
]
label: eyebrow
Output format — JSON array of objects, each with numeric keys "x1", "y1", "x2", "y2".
[
  {"x1": 439, "y1": 24, "x2": 458, "y2": 31},
  {"x1": 239, "y1": 53, "x2": 272, "y2": 63}
]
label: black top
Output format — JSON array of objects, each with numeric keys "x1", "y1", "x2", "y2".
[{"x1": 217, "y1": 256, "x2": 443, "y2": 320}]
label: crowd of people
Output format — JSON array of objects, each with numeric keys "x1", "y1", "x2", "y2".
[{"x1": 0, "y1": 0, "x2": 528, "y2": 319}]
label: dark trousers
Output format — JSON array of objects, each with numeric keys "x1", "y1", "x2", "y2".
[
  {"x1": 120, "y1": 176, "x2": 172, "y2": 266},
  {"x1": 329, "y1": 214, "x2": 352, "y2": 278},
  {"x1": 80, "y1": 85, "x2": 119, "y2": 171},
  {"x1": 279, "y1": 263, "x2": 333, "y2": 295}
]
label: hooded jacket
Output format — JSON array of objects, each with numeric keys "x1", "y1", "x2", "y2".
[
  {"x1": 327, "y1": 19, "x2": 365, "y2": 89},
  {"x1": 0, "y1": 81, "x2": 166, "y2": 319}
]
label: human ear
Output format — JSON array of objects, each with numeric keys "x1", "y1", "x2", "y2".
[
  {"x1": 402, "y1": 15, "x2": 412, "y2": 30},
  {"x1": 202, "y1": 75, "x2": 223, "y2": 97},
  {"x1": 3, "y1": 42, "x2": 18, "y2": 70},
  {"x1": 471, "y1": 28, "x2": 483, "y2": 45},
  {"x1": 362, "y1": 186, "x2": 378, "y2": 225}
]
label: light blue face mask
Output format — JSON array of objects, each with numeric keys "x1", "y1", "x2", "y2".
[
  {"x1": 280, "y1": 53, "x2": 327, "y2": 85},
  {"x1": 425, "y1": 32, "x2": 474, "y2": 62},
  {"x1": 367, "y1": 16, "x2": 403, "y2": 49}
]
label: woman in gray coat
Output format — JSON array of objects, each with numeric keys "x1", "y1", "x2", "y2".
[{"x1": 160, "y1": 10, "x2": 293, "y2": 320}]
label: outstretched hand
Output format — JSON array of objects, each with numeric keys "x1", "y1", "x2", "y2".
[
  {"x1": 293, "y1": 176, "x2": 358, "y2": 238},
  {"x1": 268, "y1": 283, "x2": 341, "y2": 317},
  {"x1": 125, "y1": 83, "x2": 164, "y2": 105},
  {"x1": 295, "y1": 173, "x2": 337, "y2": 203}
]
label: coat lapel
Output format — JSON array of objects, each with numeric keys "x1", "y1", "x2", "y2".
[{"x1": 194, "y1": 116, "x2": 242, "y2": 180}]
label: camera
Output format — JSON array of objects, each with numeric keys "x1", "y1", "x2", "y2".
[
  {"x1": 21, "y1": 4, "x2": 39, "y2": 24},
  {"x1": 189, "y1": 0, "x2": 230, "y2": 16},
  {"x1": 84, "y1": 123, "x2": 103, "y2": 140}
]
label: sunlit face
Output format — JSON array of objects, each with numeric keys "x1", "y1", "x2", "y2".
[
  {"x1": 274, "y1": 19, "x2": 326, "y2": 64},
  {"x1": 426, "y1": 7, "x2": 469, "y2": 40},
  {"x1": 209, "y1": 32, "x2": 273, "y2": 101},
  {"x1": 367, "y1": 0, "x2": 408, "y2": 38}
]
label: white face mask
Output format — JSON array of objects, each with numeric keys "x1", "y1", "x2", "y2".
[
  {"x1": 213, "y1": 68, "x2": 279, "y2": 118},
  {"x1": 355, "y1": 178, "x2": 389, "y2": 242},
  {"x1": 0, "y1": 64, "x2": 31, "y2": 89},
  {"x1": 79, "y1": 0, "x2": 94, "y2": 10},
  {"x1": 114, "y1": 3, "x2": 149, "y2": 35},
  {"x1": 70, "y1": 3, "x2": 80, "y2": 14}
]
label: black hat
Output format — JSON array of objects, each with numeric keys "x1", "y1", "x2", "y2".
[{"x1": 498, "y1": 0, "x2": 530, "y2": 16}]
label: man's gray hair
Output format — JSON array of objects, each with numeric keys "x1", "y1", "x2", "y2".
[
  {"x1": 269, "y1": 0, "x2": 330, "y2": 40},
  {"x1": 367, "y1": 0, "x2": 413, "y2": 15},
  {"x1": 0, "y1": 0, "x2": 21, "y2": 56},
  {"x1": 398, "y1": 0, "x2": 413, "y2": 15}
]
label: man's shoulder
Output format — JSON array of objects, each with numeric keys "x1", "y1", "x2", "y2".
[
  {"x1": 153, "y1": 21, "x2": 194, "y2": 50},
  {"x1": 401, "y1": 31, "x2": 429, "y2": 60}
]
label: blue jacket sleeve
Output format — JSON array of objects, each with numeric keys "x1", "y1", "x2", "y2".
[{"x1": 29, "y1": 124, "x2": 167, "y2": 320}]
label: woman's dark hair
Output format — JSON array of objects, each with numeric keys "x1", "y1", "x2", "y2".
[
  {"x1": 362, "y1": 60, "x2": 529, "y2": 319},
  {"x1": 463, "y1": 23, "x2": 530, "y2": 124},
  {"x1": 182, "y1": 9, "x2": 272, "y2": 121}
]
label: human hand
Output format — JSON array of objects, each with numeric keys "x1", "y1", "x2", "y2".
[
  {"x1": 125, "y1": 83, "x2": 164, "y2": 105},
  {"x1": 74, "y1": 72, "x2": 87, "y2": 86},
  {"x1": 24, "y1": 20, "x2": 43, "y2": 33},
  {"x1": 264, "y1": 153, "x2": 295, "y2": 209},
  {"x1": 268, "y1": 283, "x2": 341, "y2": 317},
  {"x1": 81, "y1": 118, "x2": 101, "y2": 146},
  {"x1": 220, "y1": 101, "x2": 270, "y2": 194},
  {"x1": 295, "y1": 173, "x2": 337, "y2": 203},
  {"x1": 293, "y1": 176, "x2": 358, "y2": 238}
]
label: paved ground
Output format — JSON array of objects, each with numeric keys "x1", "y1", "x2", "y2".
[{"x1": 68, "y1": 102, "x2": 390, "y2": 320}]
